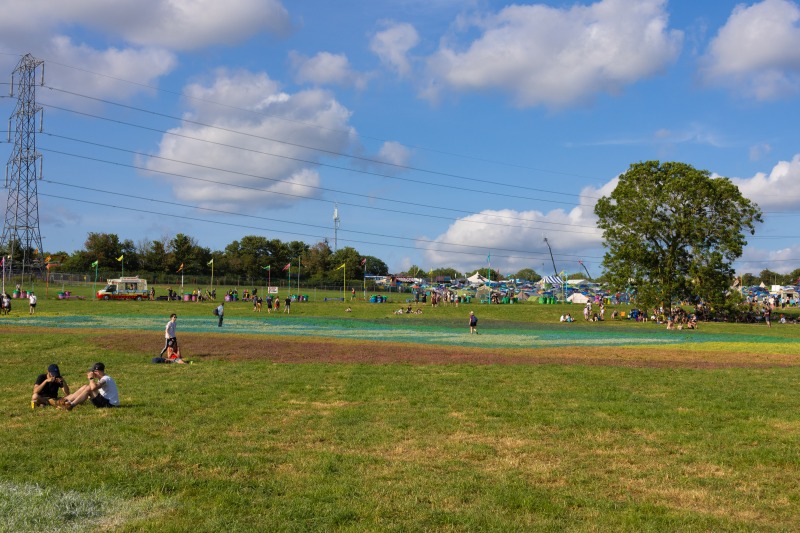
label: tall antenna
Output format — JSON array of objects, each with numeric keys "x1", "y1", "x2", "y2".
[
  {"x1": 333, "y1": 203, "x2": 340, "y2": 252},
  {"x1": 2, "y1": 53, "x2": 45, "y2": 278}
]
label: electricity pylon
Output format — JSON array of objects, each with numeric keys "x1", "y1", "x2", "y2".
[{"x1": 2, "y1": 53, "x2": 45, "y2": 276}]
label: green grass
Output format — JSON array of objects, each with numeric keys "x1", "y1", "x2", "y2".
[{"x1": 2, "y1": 288, "x2": 800, "y2": 531}]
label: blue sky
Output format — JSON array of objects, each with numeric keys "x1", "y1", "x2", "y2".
[{"x1": 2, "y1": 0, "x2": 800, "y2": 277}]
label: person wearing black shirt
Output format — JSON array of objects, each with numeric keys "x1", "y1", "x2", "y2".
[{"x1": 32, "y1": 364, "x2": 70, "y2": 408}]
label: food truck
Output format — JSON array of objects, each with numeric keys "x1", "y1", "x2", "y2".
[{"x1": 96, "y1": 277, "x2": 149, "y2": 300}]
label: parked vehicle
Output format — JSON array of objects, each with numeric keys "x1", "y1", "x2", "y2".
[{"x1": 96, "y1": 277, "x2": 149, "y2": 300}]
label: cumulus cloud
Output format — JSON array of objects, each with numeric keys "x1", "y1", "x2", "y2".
[
  {"x1": 142, "y1": 69, "x2": 357, "y2": 211},
  {"x1": 370, "y1": 22, "x2": 420, "y2": 78},
  {"x1": 420, "y1": 180, "x2": 616, "y2": 273},
  {"x1": 737, "y1": 244, "x2": 800, "y2": 275},
  {"x1": 104, "y1": 0, "x2": 291, "y2": 50},
  {"x1": 289, "y1": 51, "x2": 369, "y2": 89},
  {"x1": 46, "y1": 37, "x2": 176, "y2": 100},
  {"x1": 731, "y1": 154, "x2": 800, "y2": 210},
  {"x1": 0, "y1": 0, "x2": 290, "y2": 100},
  {"x1": 376, "y1": 142, "x2": 411, "y2": 167},
  {"x1": 0, "y1": 0, "x2": 290, "y2": 51},
  {"x1": 421, "y1": 0, "x2": 682, "y2": 108},
  {"x1": 700, "y1": 0, "x2": 800, "y2": 100}
]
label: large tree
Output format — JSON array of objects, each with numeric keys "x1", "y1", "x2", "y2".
[{"x1": 594, "y1": 161, "x2": 762, "y2": 312}]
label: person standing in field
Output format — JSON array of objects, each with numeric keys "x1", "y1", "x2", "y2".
[
  {"x1": 216, "y1": 301, "x2": 224, "y2": 327},
  {"x1": 158, "y1": 313, "x2": 178, "y2": 357},
  {"x1": 29, "y1": 291, "x2": 37, "y2": 314},
  {"x1": 284, "y1": 295, "x2": 291, "y2": 314},
  {"x1": 469, "y1": 311, "x2": 479, "y2": 334}
]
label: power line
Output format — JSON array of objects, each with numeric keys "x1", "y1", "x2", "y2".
[
  {"x1": 39, "y1": 191, "x2": 598, "y2": 263},
  {"x1": 42, "y1": 178, "x2": 597, "y2": 257},
  {"x1": 40, "y1": 99, "x2": 598, "y2": 206},
  {"x1": 38, "y1": 58, "x2": 600, "y2": 183},
  {"x1": 38, "y1": 142, "x2": 601, "y2": 235}
]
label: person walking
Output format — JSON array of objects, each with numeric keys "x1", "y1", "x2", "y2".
[
  {"x1": 216, "y1": 301, "x2": 224, "y2": 327},
  {"x1": 469, "y1": 311, "x2": 479, "y2": 334},
  {"x1": 158, "y1": 313, "x2": 178, "y2": 357}
]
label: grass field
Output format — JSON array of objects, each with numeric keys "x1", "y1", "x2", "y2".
[{"x1": 2, "y1": 285, "x2": 799, "y2": 531}]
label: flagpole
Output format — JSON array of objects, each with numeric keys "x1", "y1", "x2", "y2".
[
  {"x1": 363, "y1": 259, "x2": 366, "y2": 299},
  {"x1": 343, "y1": 264, "x2": 346, "y2": 300},
  {"x1": 94, "y1": 262, "x2": 98, "y2": 294}
]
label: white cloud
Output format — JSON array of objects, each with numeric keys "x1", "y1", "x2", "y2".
[
  {"x1": 143, "y1": 69, "x2": 357, "y2": 211},
  {"x1": 420, "y1": 179, "x2": 615, "y2": 273},
  {"x1": 108, "y1": 0, "x2": 291, "y2": 50},
  {"x1": 46, "y1": 36, "x2": 176, "y2": 100},
  {"x1": 421, "y1": 0, "x2": 682, "y2": 108},
  {"x1": 731, "y1": 154, "x2": 800, "y2": 210},
  {"x1": 0, "y1": 0, "x2": 291, "y2": 101},
  {"x1": 377, "y1": 142, "x2": 411, "y2": 167},
  {"x1": 370, "y1": 22, "x2": 420, "y2": 78},
  {"x1": 289, "y1": 51, "x2": 368, "y2": 89},
  {"x1": 0, "y1": 0, "x2": 290, "y2": 51},
  {"x1": 700, "y1": 0, "x2": 800, "y2": 100},
  {"x1": 737, "y1": 244, "x2": 800, "y2": 275}
]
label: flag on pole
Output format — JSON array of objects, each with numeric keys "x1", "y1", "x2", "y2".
[
  {"x1": 336, "y1": 263, "x2": 346, "y2": 270},
  {"x1": 0, "y1": 257, "x2": 4, "y2": 267},
  {"x1": 91, "y1": 260, "x2": 99, "y2": 267},
  {"x1": 117, "y1": 255, "x2": 124, "y2": 262},
  {"x1": 45, "y1": 256, "x2": 51, "y2": 263},
  {"x1": 360, "y1": 258, "x2": 366, "y2": 266},
  {"x1": 262, "y1": 265, "x2": 270, "y2": 270},
  {"x1": 177, "y1": 263, "x2": 184, "y2": 273},
  {"x1": 282, "y1": 263, "x2": 291, "y2": 271},
  {"x1": 207, "y1": 258, "x2": 214, "y2": 266}
]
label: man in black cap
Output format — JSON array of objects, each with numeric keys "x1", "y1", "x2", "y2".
[
  {"x1": 58, "y1": 362, "x2": 119, "y2": 410},
  {"x1": 32, "y1": 363, "x2": 70, "y2": 408}
]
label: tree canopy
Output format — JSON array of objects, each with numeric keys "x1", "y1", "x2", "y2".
[{"x1": 594, "y1": 161, "x2": 762, "y2": 312}]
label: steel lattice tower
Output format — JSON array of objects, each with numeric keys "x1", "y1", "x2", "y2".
[{"x1": 2, "y1": 53, "x2": 45, "y2": 275}]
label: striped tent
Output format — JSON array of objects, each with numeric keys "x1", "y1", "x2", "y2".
[{"x1": 542, "y1": 275, "x2": 563, "y2": 285}]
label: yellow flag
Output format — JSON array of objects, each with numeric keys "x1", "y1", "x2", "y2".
[
  {"x1": 177, "y1": 263, "x2": 184, "y2": 273},
  {"x1": 207, "y1": 258, "x2": 214, "y2": 266},
  {"x1": 336, "y1": 263, "x2": 346, "y2": 270},
  {"x1": 117, "y1": 255, "x2": 124, "y2": 262}
]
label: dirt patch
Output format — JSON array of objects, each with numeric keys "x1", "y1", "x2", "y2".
[
  {"x1": 88, "y1": 330, "x2": 799, "y2": 369},
  {"x1": 6, "y1": 326, "x2": 797, "y2": 369}
]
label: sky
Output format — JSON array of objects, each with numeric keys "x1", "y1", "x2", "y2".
[{"x1": 1, "y1": 0, "x2": 800, "y2": 278}]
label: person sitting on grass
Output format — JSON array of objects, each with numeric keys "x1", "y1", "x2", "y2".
[
  {"x1": 167, "y1": 345, "x2": 189, "y2": 364},
  {"x1": 32, "y1": 364, "x2": 70, "y2": 408},
  {"x1": 57, "y1": 362, "x2": 119, "y2": 410}
]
